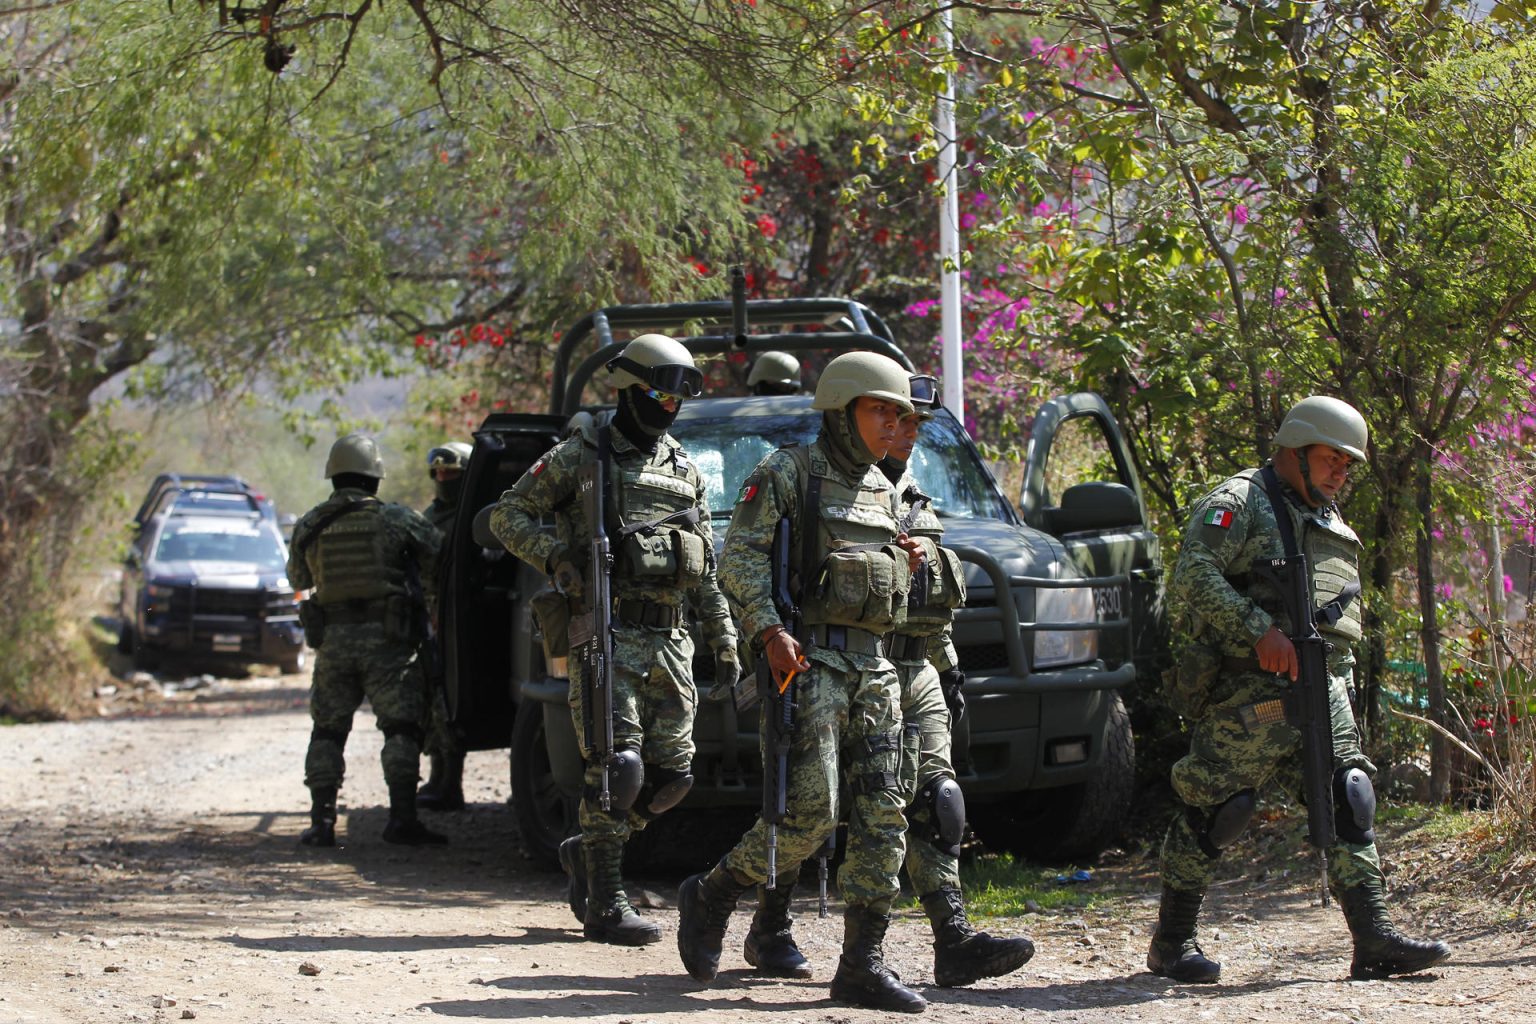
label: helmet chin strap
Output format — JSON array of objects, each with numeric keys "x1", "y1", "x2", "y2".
[{"x1": 1294, "y1": 445, "x2": 1329, "y2": 508}]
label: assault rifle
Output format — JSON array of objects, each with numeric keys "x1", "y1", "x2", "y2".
[
  {"x1": 759, "y1": 515, "x2": 835, "y2": 915},
  {"x1": 566, "y1": 429, "x2": 640, "y2": 812}
]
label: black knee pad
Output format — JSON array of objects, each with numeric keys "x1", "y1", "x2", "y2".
[
  {"x1": 589, "y1": 748, "x2": 644, "y2": 812},
  {"x1": 911, "y1": 776, "x2": 965, "y2": 857},
  {"x1": 310, "y1": 726, "x2": 350, "y2": 747},
  {"x1": 1187, "y1": 789, "x2": 1256, "y2": 859},
  {"x1": 1333, "y1": 767, "x2": 1376, "y2": 844},
  {"x1": 636, "y1": 765, "x2": 694, "y2": 819},
  {"x1": 380, "y1": 721, "x2": 424, "y2": 747}
]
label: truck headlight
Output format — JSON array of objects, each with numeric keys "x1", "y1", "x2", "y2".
[{"x1": 1033, "y1": 586, "x2": 1099, "y2": 668}]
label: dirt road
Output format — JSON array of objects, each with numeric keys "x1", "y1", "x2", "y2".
[{"x1": 1, "y1": 669, "x2": 1533, "y2": 1024}]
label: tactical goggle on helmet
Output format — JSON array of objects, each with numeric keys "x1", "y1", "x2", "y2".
[
  {"x1": 908, "y1": 374, "x2": 940, "y2": 408},
  {"x1": 427, "y1": 442, "x2": 472, "y2": 471},
  {"x1": 606, "y1": 358, "x2": 704, "y2": 399}
]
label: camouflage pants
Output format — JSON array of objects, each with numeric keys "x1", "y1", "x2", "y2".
[
  {"x1": 568, "y1": 623, "x2": 697, "y2": 843},
  {"x1": 722, "y1": 650, "x2": 907, "y2": 912},
  {"x1": 896, "y1": 656, "x2": 961, "y2": 896},
  {"x1": 304, "y1": 622, "x2": 428, "y2": 793},
  {"x1": 1160, "y1": 661, "x2": 1381, "y2": 893}
]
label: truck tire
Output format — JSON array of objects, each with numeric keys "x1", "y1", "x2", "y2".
[
  {"x1": 510, "y1": 703, "x2": 576, "y2": 870},
  {"x1": 971, "y1": 691, "x2": 1135, "y2": 863}
]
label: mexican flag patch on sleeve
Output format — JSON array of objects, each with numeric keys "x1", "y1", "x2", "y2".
[
  {"x1": 1203, "y1": 507, "x2": 1235, "y2": 529},
  {"x1": 736, "y1": 479, "x2": 760, "y2": 504}
]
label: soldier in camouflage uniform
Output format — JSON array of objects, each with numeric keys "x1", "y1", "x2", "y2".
[
  {"x1": 417, "y1": 441, "x2": 473, "y2": 813},
  {"x1": 490, "y1": 334, "x2": 739, "y2": 947},
  {"x1": 288, "y1": 434, "x2": 447, "y2": 848},
  {"x1": 881, "y1": 376, "x2": 1036, "y2": 986},
  {"x1": 676, "y1": 351, "x2": 929, "y2": 1013},
  {"x1": 1148, "y1": 396, "x2": 1450, "y2": 983}
]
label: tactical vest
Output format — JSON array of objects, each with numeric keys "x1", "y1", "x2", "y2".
[
  {"x1": 308, "y1": 501, "x2": 406, "y2": 604},
  {"x1": 789, "y1": 444, "x2": 911, "y2": 631},
  {"x1": 1302, "y1": 508, "x2": 1364, "y2": 643},
  {"x1": 610, "y1": 439, "x2": 710, "y2": 597},
  {"x1": 1226, "y1": 471, "x2": 1363, "y2": 646},
  {"x1": 893, "y1": 481, "x2": 966, "y2": 636}
]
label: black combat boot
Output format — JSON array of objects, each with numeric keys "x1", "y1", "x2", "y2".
[
  {"x1": 558, "y1": 834, "x2": 589, "y2": 924},
  {"x1": 743, "y1": 873, "x2": 812, "y2": 978},
  {"x1": 1335, "y1": 880, "x2": 1451, "y2": 979},
  {"x1": 829, "y1": 904, "x2": 927, "y2": 1013},
  {"x1": 382, "y1": 781, "x2": 449, "y2": 846},
  {"x1": 299, "y1": 786, "x2": 338, "y2": 847},
  {"x1": 677, "y1": 861, "x2": 752, "y2": 982},
  {"x1": 582, "y1": 839, "x2": 661, "y2": 946},
  {"x1": 416, "y1": 752, "x2": 466, "y2": 811},
  {"x1": 920, "y1": 886, "x2": 1034, "y2": 987},
  {"x1": 1146, "y1": 885, "x2": 1221, "y2": 983}
]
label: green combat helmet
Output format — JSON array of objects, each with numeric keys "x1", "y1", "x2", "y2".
[
  {"x1": 606, "y1": 333, "x2": 704, "y2": 397},
  {"x1": 812, "y1": 351, "x2": 915, "y2": 413},
  {"x1": 324, "y1": 433, "x2": 386, "y2": 479},
  {"x1": 428, "y1": 442, "x2": 473, "y2": 472},
  {"x1": 1272, "y1": 396, "x2": 1369, "y2": 462},
  {"x1": 748, "y1": 351, "x2": 802, "y2": 394}
]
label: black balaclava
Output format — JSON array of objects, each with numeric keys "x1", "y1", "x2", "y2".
[
  {"x1": 332, "y1": 473, "x2": 379, "y2": 495},
  {"x1": 878, "y1": 451, "x2": 907, "y2": 487},
  {"x1": 613, "y1": 385, "x2": 676, "y2": 455},
  {"x1": 433, "y1": 474, "x2": 464, "y2": 507},
  {"x1": 820, "y1": 401, "x2": 880, "y2": 480}
]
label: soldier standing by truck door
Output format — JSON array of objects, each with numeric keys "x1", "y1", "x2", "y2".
[
  {"x1": 1148, "y1": 396, "x2": 1450, "y2": 983},
  {"x1": 490, "y1": 334, "x2": 739, "y2": 947},
  {"x1": 288, "y1": 434, "x2": 447, "y2": 848},
  {"x1": 676, "y1": 351, "x2": 929, "y2": 1013},
  {"x1": 417, "y1": 441, "x2": 473, "y2": 813}
]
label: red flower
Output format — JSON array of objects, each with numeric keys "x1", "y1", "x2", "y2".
[{"x1": 755, "y1": 214, "x2": 779, "y2": 239}]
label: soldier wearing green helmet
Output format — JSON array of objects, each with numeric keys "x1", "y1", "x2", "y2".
[
  {"x1": 677, "y1": 351, "x2": 930, "y2": 1013},
  {"x1": 490, "y1": 333, "x2": 737, "y2": 947},
  {"x1": 747, "y1": 350, "x2": 802, "y2": 395},
  {"x1": 417, "y1": 439, "x2": 474, "y2": 813},
  {"x1": 287, "y1": 433, "x2": 446, "y2": 848},
  {"x1": 1148, "y1": 395, "x2": 1449, "y2": 984}
]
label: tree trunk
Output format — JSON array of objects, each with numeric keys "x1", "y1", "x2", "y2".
[{"x1": 1413, "y1": 440, "x2": 1450, "y2": 803}]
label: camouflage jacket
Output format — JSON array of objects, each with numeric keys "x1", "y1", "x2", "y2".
[
  {"x1": 287, "y1": 488, "x2": 441, "y2": 606},
  {"x1": 721, "y1": 438, "x2": 904, "y2": 646},
  {"x1": 422, "y1": 497, "x2": 458, "y2": 534},
  {"x1": 488, "y1": 417, "x2": 736, "y2": 654},
  {"x1": 1169, "y1": 467, "x2": 1361, "y2": 658}
]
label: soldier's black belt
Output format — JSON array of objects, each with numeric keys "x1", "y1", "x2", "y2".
[
  {"x1": 806, "y1": 623, "x2": 884, "y2": 657},
  {"x1": 614, "y1": 599, "x2": 682, "y2": 629},
  {"x1": 320, "y1": 599, "x2": 389, "y2": 625},
  {"x1": 886, "y1": 633, "x2": 930, "y2": 662},
  {"x1": 1221, "y1": 655, "x2": 1272, "y2": 675}
]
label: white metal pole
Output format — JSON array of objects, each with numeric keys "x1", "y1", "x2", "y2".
[{"x1": 937, "y1": 5, "x2": 965, "y2": 423}]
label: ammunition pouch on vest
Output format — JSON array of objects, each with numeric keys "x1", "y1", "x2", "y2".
[
  {"x1": 618, "y1": 519, "x2": 707, "y2": 588},
  {"x1": 813, "y1": 543, "x2": 912, "y2": 630}
]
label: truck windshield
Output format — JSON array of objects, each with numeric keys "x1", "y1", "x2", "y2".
[
  {"x1": 154, "y1": 522, "x2": 287, "y2": 569},
  {"x1": 671, "y1": 411, "x2": 1012, "y2": 522}
]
